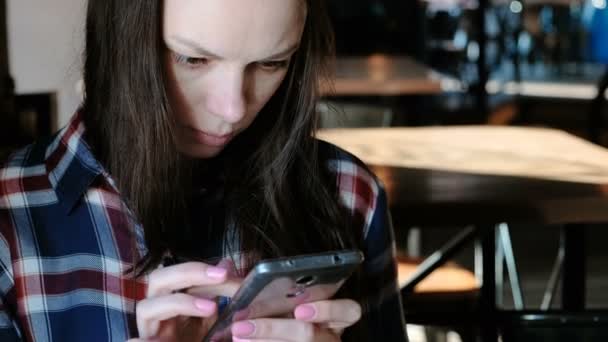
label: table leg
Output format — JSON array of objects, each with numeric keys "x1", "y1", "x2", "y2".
[
  {"x1": 479, "y1": 224, "x2": 498, "y2": 342},
  {"x1": 589, "y1": 66, "x2": 608, "y2": 144},
  {"x1": 562, "y1": 224, "x2": 586, "y2": 311}
]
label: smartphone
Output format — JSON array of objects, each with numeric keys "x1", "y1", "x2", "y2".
[{"x1": 203, "y1": 249, "x2": 364, "y2": 342}]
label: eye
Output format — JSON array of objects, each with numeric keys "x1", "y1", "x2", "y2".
[
  {"x1": 258, "y1": 60, "x2": 290, "y2": 72},
  {"x1": 172, "y1": 52, "x2": 209, "y2": 67}
]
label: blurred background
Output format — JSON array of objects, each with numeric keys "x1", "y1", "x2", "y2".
[
  {"x1": 319, "y1": 1, "x2": 608, "y2": 341},
  {"x1": 1, "y1": 1, "x2": 608, "y2": 341},
  {"x1": 1, "y1": 0, "x2": 607, "y2": 156}
]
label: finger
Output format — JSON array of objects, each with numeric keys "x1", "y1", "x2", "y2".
[
  {"x1": 231, "y1": 319, "x2": 321, "y2": 342},
  {"x1": 147, "y1": 262, "x2": 229, "y2": 297},
  {"x1": 186, "y1": 277, "x2": 241, "y2": 299},
  {"x1": 216, "y1": 258, "x2": 238, "y2": 277},
  {"x1": 294, "y1": 299, "x2": 361, "y2": 329},
  {"x1": 136, "y1": 292, "x2": 217, "y2": 338}
]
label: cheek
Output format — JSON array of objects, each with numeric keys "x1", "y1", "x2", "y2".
[
  {"x1": 166, "y1": 71, "x2": 210, "y2": 123},
  {"x1": 249, "y1": 72, "x2": 289, "y2": 111},
  {"x1": 167, "y1": 64, "x2": 289, "y2": 127},
  {"x1": 170, "y1": 76, "x2": 203, "y2": 109},
  {"x1": 165, "y1": 63, "x2": 193, "y2": 115}
]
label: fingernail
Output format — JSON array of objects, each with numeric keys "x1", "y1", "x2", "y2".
[
  {"x1": 194, "y1": 298, "x2": 216, "y2": 314},
  {"x1": 232, "y1": 321, "x2": 256, "y2": 337},
  {"x1": 215, "y1": 258, "x2": 236, "y2": 275},
  {"x1": 232, "y1": 338, "x2": 251, "y2": 342},
  {"x1": 295, "y1": 304, "x2": 317, "y2": 320},
  {"x1": 206, "y1": 266, "x2": 227, "y2": 279},
  {"x1": 217, "y1": 258, "x2": 236, "y2": 272}
]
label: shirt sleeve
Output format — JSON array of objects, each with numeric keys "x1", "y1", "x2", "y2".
[
  {"x1": 359, "y1": 184, "x2": 408, "y2": 341},
  {"x1": 0, "y1": 295, "x2": 21, "y2": 342},
  {"x1": 0, "y1": 211, "x2": 22, "y2": 341}
]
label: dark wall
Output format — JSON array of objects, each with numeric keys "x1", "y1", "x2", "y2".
[
  {"x1": 0, "y1": 0, "x2": 16, "y2": 145},
  {"x1": 327, "y1": 0, "x2": 425, "y2": 59}
]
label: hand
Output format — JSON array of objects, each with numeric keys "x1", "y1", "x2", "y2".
[
  {"x1": 230, "y1": 299, "x2": 362, "y2": 342},
  {"x1": 127, "y1": 259, "x2": 241, "y2": 342}
]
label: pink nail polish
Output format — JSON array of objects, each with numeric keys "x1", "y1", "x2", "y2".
[
  {"x1": 232, "y1": 338, "x2": 252, "y2": 342},
  {"x1": 232, "y1": 321, "x2": 256, "y2": 337},
  {"x1": 216, "y1": 258, "x2": 236, "y2": 275},
  {"x1": 295, "y1": 304, "x2": 317, "y2": 320},
  {"x1": 206, "y1": 266, "x2": 227, "y2": 278},
  {"x1": 194, "y1": 299, "x2": 216, "y2": 314}
]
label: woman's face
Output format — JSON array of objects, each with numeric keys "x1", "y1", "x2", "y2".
[{"x1": 163, "y1": 0, "x2": 307, "y2": 158}]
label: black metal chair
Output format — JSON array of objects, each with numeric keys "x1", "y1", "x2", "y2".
[
  {"x1": 397, "y1": 224, "x2": 524, "y2": 342},
  {"x1": 398, "y1": 255, "x2": 479, "y2": 342}
]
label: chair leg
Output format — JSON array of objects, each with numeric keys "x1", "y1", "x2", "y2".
[
  {"x1": 401, "y1": 226, "x2": 477, "y2": 295},
  {"x1": 495, "y1": 231, "x2": 504, "y2": 308},
  {"x1": 498, "y1": 223, "x2": 524, "y2": 309},
  {"x1": 407, "y1": 227, "x2": 422, "y2": 258},
  {"x1": 541, "y1": 230, "x2": 565, "y2": 310}
]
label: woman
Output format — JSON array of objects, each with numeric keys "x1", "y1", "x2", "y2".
[{"x1": 0, "y1": 0, "x2": 407, "y2": 341}]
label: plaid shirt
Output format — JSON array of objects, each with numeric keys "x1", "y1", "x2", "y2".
[{"x1": 0, "y1": 112, "x2": 407, "y2": 341}]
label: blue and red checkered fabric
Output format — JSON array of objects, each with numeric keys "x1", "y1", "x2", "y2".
[{"x1": 0, "y1": 112, "x2": 406, "y2": 341}]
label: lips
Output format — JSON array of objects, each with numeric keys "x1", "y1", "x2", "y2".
[{"x1": 186, "y1": 127, "x2": 234, "y2": 147}]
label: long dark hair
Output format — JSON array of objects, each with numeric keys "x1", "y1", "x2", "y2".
[{"x1": 83, "y1": 0, "x2": 364, "y2": 291}]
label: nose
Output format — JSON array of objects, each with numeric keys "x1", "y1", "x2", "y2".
[{"x1": 207, "y1": 70, "x2": 247, "y2": 124}]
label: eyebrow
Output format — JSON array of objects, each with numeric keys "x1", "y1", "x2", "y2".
[{"x1": 169, "y1": 36, "x2": 300, "y2": 61}]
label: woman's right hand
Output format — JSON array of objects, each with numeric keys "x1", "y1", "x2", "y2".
[{"x1": 127, "y1": 260, "x2": 241, "y2": 342}]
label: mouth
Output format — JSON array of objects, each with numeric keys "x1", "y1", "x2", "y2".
[{"x1": 186, "y1": 127, "x2": 235, "y2": 147}]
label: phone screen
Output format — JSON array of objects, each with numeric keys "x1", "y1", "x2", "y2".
[
  {"x1": 204, "y1": 250, "x2": 363, "y2": 342},
  {"x1": 230, "y1": 277, "x2": 347, "y2": 321}
]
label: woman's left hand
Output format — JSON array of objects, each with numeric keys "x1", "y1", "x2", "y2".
[{"x1": 230, "y1": 299, "x2": 361, "y2": 342}]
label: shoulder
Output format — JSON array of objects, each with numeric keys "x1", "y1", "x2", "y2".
[
  {"x1": 0, "y1": 143, "x2": 48, "y2": 295},
  {"x1": 0, "y1": 138, "x2": 55, "y2": 209},
  {"x1": 317, "y1": 139, "x2": 386, "y2": 237},
  {"x1": 318, "y1": 138, "x2": 381, "y2": 191}
]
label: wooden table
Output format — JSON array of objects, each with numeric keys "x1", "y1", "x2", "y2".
[
  {"x1": 421, "y1": 0, "x2": 582, "y2": 10},
  {"x1": 318, "y1": 125, "x2": 608, "y2": 225},
  {"x1": 318, "y1": 126, "x2": 608, "y2": 184},
  {"x1": 321, "y1": 55, "x2": 447, "y2": 97},
  {"x1": 491, "y1": 80, "x2": 608, "y2": 100},
  {"x1": 318, "y1": 126, "x2": 608, "y2": 341}
]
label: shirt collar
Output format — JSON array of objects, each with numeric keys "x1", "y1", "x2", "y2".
[{"x1": 44, "y1": 111, "x2": 108, "y2": 213}]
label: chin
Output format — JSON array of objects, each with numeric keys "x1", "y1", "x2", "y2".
[{"x1": 177, "y1": 144, "x2": 225, "y2": 159}]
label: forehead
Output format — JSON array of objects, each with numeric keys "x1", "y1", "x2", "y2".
[{"x1": 163, "y1": 0, "x2": 307, "y2": 60}]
